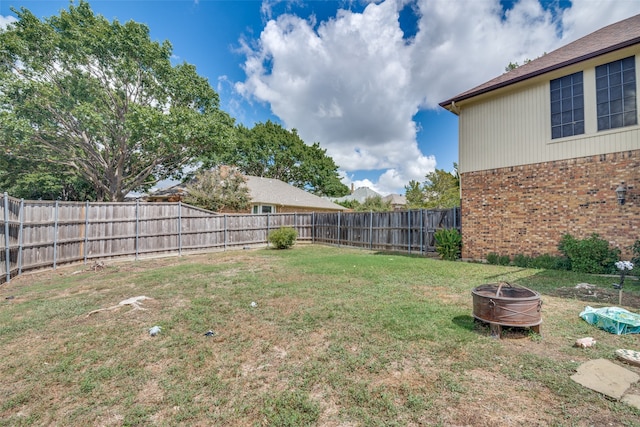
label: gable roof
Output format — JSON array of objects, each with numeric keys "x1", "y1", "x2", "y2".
[
  {"x1": 146, "y1": 175, "x2": 345, "y2": 211},
  {"x1": 440, "y1": 13, "x2": 640, "y2": 110},
  {"x1": 245, "y1": 176, "x2": 346, "y2": 210},
  {"x1": 332, "y1": 187, "x2": 382, "y2": 204}
]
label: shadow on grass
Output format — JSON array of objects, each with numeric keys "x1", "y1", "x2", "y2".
[
  {"x1": 372, "y1": 251, "x2": 435, "y2": 259},
  {"x1": 452, "y1": 315, "x2": 536, "y2": 339},
  {"x1": 451, "y1": 315, "x2": 475, "y2": 331}
]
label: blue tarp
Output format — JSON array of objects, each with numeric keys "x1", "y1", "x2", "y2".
[{"x1": 580, "y1": 306, "x2": 640, "y2": 335}]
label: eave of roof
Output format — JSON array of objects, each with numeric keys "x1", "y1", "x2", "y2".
[
  {"x1": 439, "y1": 13, "x2": 640, "y2": 111},
  {"x1": 146, "y1": 177, "x2": 346, "y2": 210},
  {"x1": 245, "y1": 176, "x2": 346, "y2": 210}
]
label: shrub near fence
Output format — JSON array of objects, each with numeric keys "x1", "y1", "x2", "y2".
[{"x1": 1, "y1": 193, "x2": 460, "y2": 284}]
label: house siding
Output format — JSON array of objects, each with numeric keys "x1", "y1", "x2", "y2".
[
  {"x1": 269, "y1": 206, "x2": 340, "y2": 214},
  {"x1": 223, "y1": 205, "x2": 341, "y2": 214},
  {"x1": 459, "y1": 51, "x2": 640, "y2": 174},
  {"x1": 461, "y1": 149, "x2": 640, "y2": 260},
  {"x1": 444, "y1": 16, "x2": 640, "y2": 263}
]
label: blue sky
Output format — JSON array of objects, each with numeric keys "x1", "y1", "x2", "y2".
[{"x1": 2, "y1": 0, "x2": 640, "y2": 195}]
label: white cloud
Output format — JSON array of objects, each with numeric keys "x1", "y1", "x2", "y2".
[
  {"x1": 0, "y1": 14, "x2": 17, "y2": 30},
  {"x1": 559, "y1": 0, "x2": 640, "y2": 43},
  {"x1": 236, "y1": 0, "x2": 640, "y2": 194},
  {"x1": 410, "y1": 0, "x2": 563, "y2": 108}
]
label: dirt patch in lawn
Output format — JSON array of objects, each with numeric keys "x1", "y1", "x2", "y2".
[
  {"x1": 3, "y1": 250, "x2": 640, "y2": 426},
  {"x1": 547, "y1": 283, "x2": 640, "y2": 308}
]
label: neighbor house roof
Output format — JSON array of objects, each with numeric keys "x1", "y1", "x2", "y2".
[
  {"x1": 145, "y1": 175, "x2": 345, "y2": 211},
  {"x1": 332, "y1": 187, "x2": 382, "y2": 204},
  {"x1": 382, "y1": 194, "x2": 406, "y2": 206},
  {"x1": 440, "y1": 13, "x2": 640, "y2": 110},
  {"x1": 245, "y1": 176, "x2": 346, "y2": 210}
]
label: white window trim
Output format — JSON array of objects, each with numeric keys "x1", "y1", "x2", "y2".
[{"x1": 252, "y1": 204, "x2": 276, "y2": 214}]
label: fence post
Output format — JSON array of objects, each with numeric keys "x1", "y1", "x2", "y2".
[
  {"x1": 53, "y1": 200, "x2": 59, "y2": 269},
  {"x1": 312, "y1": 212, "x2": 315, "y2": 244},
  {"x1": 369, "y1": 211, "x2": 373, "y2": 250},
  {"x1": 420, "y1": 209, "x2": 424, "y2": 255},
  {"x1": 337, "y1": 211, "x2": 341, "y2": 247},
  {"x1": 3, "y1": 193, "x2": 10, "y2": 283},
  {"x1": 18, "y1": 199, "x2": 24, "y2": 275},
  {"x1": 178, "y1": 202, "x2": 182, "y2": 256},
  {"x1": 84, "y1": 201, "x2": 89, "y2": 264},
  {"x1": 224, "y1": 215, "x2": 228, "y2": 250},
  {"x1": 135, "y1": 200, "x2": 139, "y2": 261},
  {"x1": 266, "y1": 213, "x2": 270, "y2": 246},
  {"x1": 407, "y1": 210, "x2": 411, "y2": 255}
]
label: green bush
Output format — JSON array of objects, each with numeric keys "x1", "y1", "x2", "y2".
[
  {"x1": 485, "y1": 252, "x2": 510, "y2": 265},
  {"x1": 513, "y1": 254, "x2": 532, "y2": 268},
  {"x1": 491, "y1": 252, "x2": 572, "y2": 270},
  {"x1": 486, "y1": 252, "x2": 500, "y2": 265},
  {"x1": 632, "y1": 240, "x2": 640, "y2": 263},
  {"x1": 631, "y1": 240, "x2": 640, "y2": 275},
  {"x1": 268, "y1": 227, "x2": 298, "y2": 249},
  {"x1": 558, "y1": 233, "x2": 620, "y2": 274},
  {"x1": 530, "y1": 253, "x2": 570, "y2": 270},
  {"x1": 434, "y1": 228, "x2": 462, "y2": 261}
]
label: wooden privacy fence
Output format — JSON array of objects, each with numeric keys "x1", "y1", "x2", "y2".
[
  {"x1": 1, "y1": 192, "x2": 460, "y2": 284},
  {"x1": 313, "y1": 208, "x2": 460, "y2": 254}
]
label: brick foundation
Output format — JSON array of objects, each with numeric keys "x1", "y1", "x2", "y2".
[{"x1": 461, "y1": 150, "x2": 640, "y2": 260}]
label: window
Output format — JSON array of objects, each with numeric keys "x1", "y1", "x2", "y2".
[
  {"x1": 550, "y1": 72, "x2": 584, "y2": 139},
  {"x1": 252, "y1": 205, "x2": 275, "y2": 214},
  {"x1": 596, "y1": 56, "x2": 637, "y2": 131}
]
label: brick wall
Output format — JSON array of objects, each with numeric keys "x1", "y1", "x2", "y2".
[{"x1": 461, "y1": 150, "x2": 640, "y2": 260}]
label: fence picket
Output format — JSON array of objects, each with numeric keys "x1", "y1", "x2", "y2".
[{"x1": 0, "y1": 193, "x2": 459, "y2": 284}]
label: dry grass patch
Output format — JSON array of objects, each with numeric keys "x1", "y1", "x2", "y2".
[{"x1": 1, "y1": 245, "x2": 639, "y2": 426}]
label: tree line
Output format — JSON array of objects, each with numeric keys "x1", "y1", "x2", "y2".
[
  {"x1": 0, "y1": 1, "x2": 459, "y2": 210},
  {"x1": 0, "y1": 1, "x2": 347, "y2": 202}
]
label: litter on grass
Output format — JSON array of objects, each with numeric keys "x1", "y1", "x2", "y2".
[
  {"x1": 149, "y1": 325, "x2": 162, "y2": 336},
  {"x1": 617, "y1": 349, "x2": 640, "y2": 367},
  {"x1": 86, "y1": 295, "x2": 152, "y2": 316},
  {"x1": 575, "y1": 337, "x2": 596, "y2": 348},
  {"x1": 580, "y1": 306, "x2": 640, "y2": 335}
]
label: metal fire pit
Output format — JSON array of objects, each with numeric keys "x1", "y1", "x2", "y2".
[{"x1": 472, "y1": 282, "x2": 542, "y2": 337}]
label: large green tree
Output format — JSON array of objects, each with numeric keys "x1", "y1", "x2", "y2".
[
  {"x1": 0, "y1": 152, "x2": 96, "y2": 200},
  {"x1": 404, "y1": 179, "x2": 425, "y2": 209},
  {"x1": 422, "y1": 166, "x2": 460, "y2": 209},
  {"x1": 0, "y1": 1, "x2": 233, "y2": 201},
  {"x1": 206, "y1": 121, "x2": 349, "y2": 197},
  {"x1": 404, "y1": 164, "x2": 460, "y2": 209}
]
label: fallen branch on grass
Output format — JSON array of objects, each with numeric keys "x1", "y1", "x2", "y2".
[
  {"x1": 71, "y1": 261, "x2": 106, "y2": 275},
  {"x1": 86, "y1": 296, "x2": 152, "y2": 316}
]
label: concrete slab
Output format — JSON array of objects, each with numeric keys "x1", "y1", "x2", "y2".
[
  {"x1": 570, "y1": 358, "x2": 640, "y2": 400},
  {"x1": 621, "y1": 393, "x2": 640, "y2": 410}
]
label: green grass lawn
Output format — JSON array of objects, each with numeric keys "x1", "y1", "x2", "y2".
[{"x1": 1, "y1": 245, "x2": 639, "y2": 426}]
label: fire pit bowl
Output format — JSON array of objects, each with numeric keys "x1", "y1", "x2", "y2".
[{"x1": 472, "y1": 282, "x2": 542, "y2": 337}]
